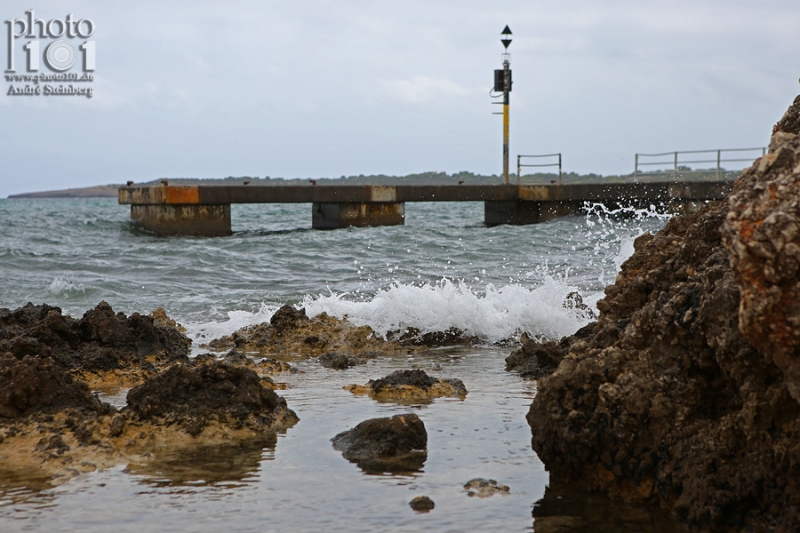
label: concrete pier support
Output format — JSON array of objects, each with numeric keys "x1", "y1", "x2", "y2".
[
  {"x1": 484, "y1": 200, "x2": 581, "y2": 226},
  {"x1": 312, "y1": 202, "x2": 405, "y2": 230},
  {"x1": 131, "y1": 204, "x2": 232, "y2": 236}
]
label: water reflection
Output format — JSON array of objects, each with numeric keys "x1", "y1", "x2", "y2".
[
  {"x1": 344, "y1": 451, "x2": 427, "y2": 476},
  {"x1": 125, "y1": 436, "x2": 275, "y2": 488},
  {"x1": 532, "y1": 479, "x2": 686, "y2": 533},
  {"x1": 0, "y1": 467, "x2": 55, "y2": 508}
]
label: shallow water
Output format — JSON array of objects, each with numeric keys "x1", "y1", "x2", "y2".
[{"x1": 0, "y1": 198, "x2": 682, "y2": 531}]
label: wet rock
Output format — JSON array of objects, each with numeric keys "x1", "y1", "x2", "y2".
[
  {"x1": 562, "y1": 292, "x2": 596, "y2": 320},
  {"x1": 0, "y1": 354, "x2": 104, "y2": 418},
  {"x1": 409, "y1": 495, "x2": 435, "y2": 512},
  {"x1": 0, "y1": 355, "x2": 298, "y2": 486},
  {"x1": 257, "y1": 357, "x2": 294, "y2": 373},
  {"x1": 207, "y1": 306, "x2": 411, "y2": 358},
  {"x1": 318, "y1": 352, "x2": 364, "y2": 369},
  {"x1": 344, "y1": 369, "x2": 467, "y2": 401},
  {"x1": 221, "y1": 349, "x2": 254, "y2": 367},
  {"x1": 528, "y1": 97, "x2": 800, "y2": 532},
  {"x1": 149, "y1": 308, "x2": 186, "y2": 333},
  {"x1": 506, "y1": 324, "x2": 596, "y2": 379},
  {"x1": 463, "y1": 478, "x2": 509, "y2": 498},
  {"x1": 126, "y1": 361, "x2": 298, "y2": 436},
  {"x1": 388, "y1": 327, "x2": 478, "y2": 346},
  {"x1": 0, "y1": 302, "x2": 191, "y2": 387},
  {"x1": 269, "y1": 305, "x2": 309, "y2": 333},
  {"x1": 331, "y1": 413, "x2": 427, "y2": 473},
  {"x1": 192, "y1": 353, "x2": 218, "y2": 366}
]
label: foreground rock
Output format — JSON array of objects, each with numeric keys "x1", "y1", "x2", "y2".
[
  {"x1": 344, "y1": 369, "x2": 467, "y2": 401},
  {"x1": 528, "y1": 97, "x2": 800, "y2": 532},
  {"x1": 331, "y1": 413, "x2": 427, "y2": 473},
  {"x1": 0, "y1": 301, "x2": 191, "y2": 388},
  {"x1": 0, "y1": 357, "x2": 297, "y2": 483},
  {"x1": 207, "y1": 305, "x2": 412, "y2": 358},
  {"x1": 125, "y1": 361, "x2": 298, "y2": 437}
]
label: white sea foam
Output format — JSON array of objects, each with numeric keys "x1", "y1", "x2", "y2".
[
  {"x1": 185, "y1": 302, "x2": 279, "y2": 346},
  {"x1": 47, "y1": 276, "x2": 85, "y2": 295},
  {"x1": 303, "y1": 277, "x2": 596, "y2": 343}
]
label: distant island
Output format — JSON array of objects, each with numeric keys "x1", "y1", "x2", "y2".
[{"x1": 6, "y1": 168, "x2": 743, "y2": 199}]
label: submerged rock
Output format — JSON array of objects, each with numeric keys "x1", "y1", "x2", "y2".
[
  {"x1": 331, "y1": 413, "x2": 427, "y2": 473},
  {"x1": 344, "y1": 369, "x2": 467, "y2": 401},
  {"x1": 528, "y1": 97, "x2": 800, "y2": 532},
  {"x1": 409, "y1": 495, "x2": 435, "y2": 512},
  {"x1": 318, "y1": 351, "x2": 366, "y2": 369},
  {"x1": 463, "y1": 478, "x2": 510, "y2": 498}
]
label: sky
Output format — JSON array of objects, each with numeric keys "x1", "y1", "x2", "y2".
[{"x1": 1, "y1": 0, "x2": 798, "y2": 197}]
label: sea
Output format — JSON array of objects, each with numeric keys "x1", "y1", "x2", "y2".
[{"x1": 0, "y1": 198, "x2": 684, "y2": 532}]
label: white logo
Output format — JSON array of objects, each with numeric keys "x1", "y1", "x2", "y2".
[{"x1": 4, "y1": 9, "x2": 96, "y2": 99}]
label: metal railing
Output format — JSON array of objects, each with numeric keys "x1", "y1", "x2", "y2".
[
  {"x1": 634, "y1": 147, "x2": 766, "y2": 181},
  {"x1": 517, "y1": 153, "x2": 562, "y2": 184}
]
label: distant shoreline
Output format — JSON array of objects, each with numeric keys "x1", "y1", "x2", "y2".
[
  {"x1": 6, "y1": 169, "x2": 743, "y2": 199},
  {"x1": 7, "y1": 185, "x2": 120, "y2": 199}
]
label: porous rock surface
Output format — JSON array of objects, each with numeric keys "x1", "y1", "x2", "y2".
[
  {"x1": 0, "y1": 301, "x2": 191, "y2": 387},
  {"x1": 125, "y1": 361, "x2": 298, "y2": 436},
  {"x1": 331, "y1": 413, "x2": 427, "y2": 473},
  {"x1": 527, "y1": 98, "x2": 800, "y2": 532},
  {"x1": 506, "y1": 324, "x2": 596, "y2": 379},
  {"x1": 344, "y1": 369, "x2": 467, "y2": 401},
  {"x1": 0, "y1": 303, "x2": 297, "y2": 485},
  {"x1": 207, "y1": 305, "x2": 411, "y2": 357}
]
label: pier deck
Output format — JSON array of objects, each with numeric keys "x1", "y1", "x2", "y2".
[{"x1": 118, "y1": 181, "x2": 734, "y2": 235}]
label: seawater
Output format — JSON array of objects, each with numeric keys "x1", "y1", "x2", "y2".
[{"x1": 0, "y1": 198, "x2": 682, "y2": 532}]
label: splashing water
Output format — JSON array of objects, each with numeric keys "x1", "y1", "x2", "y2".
[{"x1": 303, "y1": 277, "x2": 594, "y2": 343}]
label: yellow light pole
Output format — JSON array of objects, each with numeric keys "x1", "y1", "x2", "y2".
[{"x1": 496, "y1": 26, "x2": 513, "y2": 183}]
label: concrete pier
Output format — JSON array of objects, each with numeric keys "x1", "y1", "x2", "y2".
[
  {"x1": 119, "y1": 181, "x2": 734, "y2": 236},
  {"x1": 312, "y1": 202, "x2": 405, "y2": 229},
  {"x1": 131, "y1": 204, "x2": 231, "y2": 236},
  {"x1": 485, "y1": 200, "x2": 581, "y2": 226}
]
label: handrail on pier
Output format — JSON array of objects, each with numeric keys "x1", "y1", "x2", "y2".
[
  {"x1": 634, "y1": 147, "x2": 767, "y2": 181},
  {"x1": 517, "y1": 153, "x2": 562, "y2": 184}
]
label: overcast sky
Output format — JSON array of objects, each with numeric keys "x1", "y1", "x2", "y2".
[{"x1": 1, "y1": 0, "x2": 798, "y2": 197}]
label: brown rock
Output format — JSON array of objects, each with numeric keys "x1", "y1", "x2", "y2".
[
  {"x1": 0, "y1": 301, "x2": 191, "y2": 387},
  {"x1": 506, "y1": 324, "x2": 596, "y2": 379},
  {"x1": 206, "y1": 306, "x2": 412, "y2": 358},
  {"x1": 331, "y1": 413, "x2": 427, "y2": 473},
  {"x1": 126, "y1": 361, "x2": 298, "y2": 436},
  {"x1": 409, "y1": 495, "x2": 435, "y2": 512},
  {"x1": 0, "y1": 354, "x2": 104, "y2": 418},
  {"x1": 527, "y1": 96, "x2": 800, "y2": 532},
  {"x1": 344, "y1": 369, "x2": 467, "y2": 401}
]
